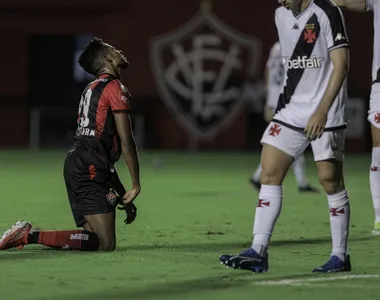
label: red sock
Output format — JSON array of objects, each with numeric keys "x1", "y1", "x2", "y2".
[{"x1": 32, "y1": 230, "x2": 99, "y2": 251}]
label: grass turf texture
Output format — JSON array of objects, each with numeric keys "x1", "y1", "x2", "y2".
[{"x1": 0, "y1": 150, "x2": 379, "y2": 300}]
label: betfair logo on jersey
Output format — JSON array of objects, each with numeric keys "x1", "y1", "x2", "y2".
[{"x1": 282, "y1": 55, "x2": 324, "y2": 70}]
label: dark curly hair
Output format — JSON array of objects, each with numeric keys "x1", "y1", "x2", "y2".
[{"x1": 78, "y1": 37, "x2": 108, "y2": 76}]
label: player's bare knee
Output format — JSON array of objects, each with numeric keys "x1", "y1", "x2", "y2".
[
  {"x1": 260, "y1": 169, "x2": 283, "y2": 185},
  {"x1": 319, "y1": 174, "x2": 344, "y2": 195},
  {"x1": 98, "y1": 238, "x2": 116, "y2": 251}
]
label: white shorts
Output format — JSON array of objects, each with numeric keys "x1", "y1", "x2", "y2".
[
  {"x1": 260, "y1": 122, "x2": 345, "y2": 162},
  {"x1": 368, "y1": 83, "x2": 380, "y2": 129}
]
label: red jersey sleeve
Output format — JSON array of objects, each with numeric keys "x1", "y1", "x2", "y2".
[{"x1": 103, "y1": 80, "x2": 131, "y2": 113}]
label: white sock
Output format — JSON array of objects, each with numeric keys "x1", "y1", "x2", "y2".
[
  {"x1": 252, "y1": 185, "x2": 283, "y2": 256},
  {"x1": 370, "y1": 147, "x2": 380, "y2": 223},
  {"x1": 252, "y1": 163, "x2": 262, "y2": 182},
  {"x1": 292, "y1": 154, "x2": 309, "y2": 188},
  {"x1": 328, "y1": 190, "x2": 350, "y2": 261}
]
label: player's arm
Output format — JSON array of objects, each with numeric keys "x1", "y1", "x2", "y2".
[
  {"x1": 106, "y1": 81, "x2": 141, "y2": 203},
  {"x1": 110, "y1": 168, "x2": 126, "y2": 196},
  {"x1": 305, "y1": 7, "x2": 349, "y2": 140},
  {"x1": 333, "y1": 0, "x2": 367, "y2": 11},
  {"x1": 263, "y1": 67, "x2": 274, "y2": 123},
  {"x1": 114, "y1": 113, "x2": 141, "y2": 198},
  {"x1": 317, "y1": 48, "x2": 349, "y2": 115}
]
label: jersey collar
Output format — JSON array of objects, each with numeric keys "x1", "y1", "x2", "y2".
[
  {"x1": 292, "y1": 0, "x2": 314, "y2": 19},
  {"x1": 97, "y1": 73, "x2": 117, "y2": 79}
]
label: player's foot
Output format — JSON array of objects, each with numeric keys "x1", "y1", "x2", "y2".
[
  {"x1": 299, "y1": 185, "x2": 319, "y2": 193},
  {"x1": 220, "y1": 248, "x2": 268, "y2": 273},
  {"x1": 312, "y1": 255, "x2": 351, "y2": 273},
  {"x1": 0, "y1": 221, "x2": 32, "y2": 250},
  {"x1": 371, "y1": 222, "x2": 380, "y2": 236},
  {"x1": 249, "y1": 178, "x2": 261, "y2": 191}
]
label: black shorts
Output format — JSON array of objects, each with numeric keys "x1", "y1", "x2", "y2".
[{"x1": 63, "y1": 149, "x2": 118, "y2": 227}]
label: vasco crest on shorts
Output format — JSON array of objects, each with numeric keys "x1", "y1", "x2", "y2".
[{"x1": 106, "y1": 190, "x2": 118, "y2": 206}]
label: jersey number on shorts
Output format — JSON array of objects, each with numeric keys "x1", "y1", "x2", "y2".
[{"x1": 78, "y1": 89, "x2": 92, "y2": 127}]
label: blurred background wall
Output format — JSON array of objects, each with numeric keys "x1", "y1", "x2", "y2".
[{"x1": 0, "y1": 0, "x2": 373, "y2": 152}]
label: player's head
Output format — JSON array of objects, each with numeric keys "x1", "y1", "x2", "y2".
[
  {"x1": 78, "y1": 37, "x2": 129, "y2": 77},
  {"x1": 278, "y1": 0, "x2": 303, "y2": 13}
]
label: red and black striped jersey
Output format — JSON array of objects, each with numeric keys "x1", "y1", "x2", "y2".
[{"x1": 73, "y1": 74, "x2": 131, "y2": 166}]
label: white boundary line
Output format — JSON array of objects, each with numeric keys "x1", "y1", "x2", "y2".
[{"x1": 254, "y1": 274, "x2": 380, "y2": 286}]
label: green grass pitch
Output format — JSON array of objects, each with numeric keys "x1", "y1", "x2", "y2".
[{"x1": 0, "y1": 150, "x2": 379, "y2": 300}]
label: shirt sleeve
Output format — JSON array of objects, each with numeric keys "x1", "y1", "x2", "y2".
[
  {"x1": 104, "y1": 80, "x2": 131, "y2": 113},
  {"x1": 366, "y1": 0, "x2": 375, "y2": 11},
  {"x1": 323, "y1": 7, "x2": 349, "y2": 51}
]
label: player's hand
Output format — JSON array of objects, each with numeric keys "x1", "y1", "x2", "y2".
[
  {"x1": 118, "y1": 202, "x2": 137, "y2": 225},
  {"x1": 121, "y1": 187, "x2": 140, "y2": 205},
  {"x1": 305, "y1": 109, "x2": 328, "y2": 141}
]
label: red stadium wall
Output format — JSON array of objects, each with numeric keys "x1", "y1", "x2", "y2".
[{"x1": 0, "y1": 0, "x2": 373, "y2": 150}]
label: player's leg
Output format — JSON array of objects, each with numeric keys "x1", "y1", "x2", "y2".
[
  {"x1": 0, "y1": 153, "x2": 101, "y2": 251},
  {"x1": 84, "y1": 212, "x2": 116, "y2": 251},
  {"x1": 311, "y1": 130, "x2": 351, "y2": 273},
  {"x1": 368, "y1": 84, "x2": 380, "y2": 234},
  {"x1": 368, "y1": 115, "x2": 380, "y2": 234},
  {"x1": 249, "y1": 163, "x2": 262, "y2": 190},
  {"x1": 220, "y1": 122, "x2": 308, "y2": 272},
  {"x1": 291, "y1": 153, "x2": 319, "y2": 192}
]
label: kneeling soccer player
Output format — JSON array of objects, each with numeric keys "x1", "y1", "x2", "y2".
[
  {"x1": 0, "y1": 37, "x2": 141, "y2": 251},
  {"x1": 220, "y1": 0, "x2": 351, "y2": 273}
]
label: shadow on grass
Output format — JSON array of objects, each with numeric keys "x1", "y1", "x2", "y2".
[
  {"x1": 0, "y1": 235, "x2": 371, "y2": 261},
  {"x1": 0, "y1": 247, "x2": 94, "y2": 261},
  {"x1": 119, "y1": 235, "x2": 372, "y2": 252},
  {"x1": 49, "y1": 272, "x2": 318, "y2": 300}
]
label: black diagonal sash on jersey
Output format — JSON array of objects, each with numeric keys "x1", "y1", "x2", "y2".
[{"x1": 275, "y1": 14, "x2": 321, "y2": 113}]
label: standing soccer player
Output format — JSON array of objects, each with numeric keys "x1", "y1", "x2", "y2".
[
  {"x1": 220, "y1": 0, "x2": 351, "y2": 273},
  {"x1": 332, "y1": 0, "x2": 380, "y2": 235},
  {"x1": 0, "y1": 37, "x2": 140, "y2": 251},
  {"x1": 250, "y1": 41, "x2": 319, "y2": 193}
]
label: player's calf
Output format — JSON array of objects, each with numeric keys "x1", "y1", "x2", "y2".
[
  {"x1": 370, "y1": 125, "x2": 380, "y2": 233},
  {"x1": 0, "y1": 221, "x2": 101, "y2": 251},
  {"x1": 316, "y1": 160, "x2": 351, "y2": 268},
  {"x1": 28, "y1": 230, "x2": 100, "y2": 250}
]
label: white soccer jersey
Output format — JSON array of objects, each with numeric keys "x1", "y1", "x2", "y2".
[
  {"x1": 273, "y1": 0, "x2": 349, "y2": 130},
  {"x1": 367, "y1": 0, "x2": 380, "y2": 84},
  {"x1": 266, "y1": 42, "x2": 285, "y2": 109}
]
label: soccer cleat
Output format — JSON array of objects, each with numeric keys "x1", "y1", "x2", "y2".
[
  {"x1": 249, "y1": 178, "x2": 261, "y2": 191},
  {"x1": 299, "y1": 185, "x2": 319, "y2": 193},
  {"x1": 312, "y1": 255, "x2": 351, "y2": 273},
  {"x1": 220, "y1": 248, "x2": 269, "y2": 273},
  {"x1": 0, "y1": 221, "x2": 32, "y2": 250},
  {"x1": 371, "y1": 222, "x2": 380, "y2": 236}
]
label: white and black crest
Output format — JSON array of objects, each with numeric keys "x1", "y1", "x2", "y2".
[{"x1": 150, "y1": 1, "x2": 261, "y2": 139}]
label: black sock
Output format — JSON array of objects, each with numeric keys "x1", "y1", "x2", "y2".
[{"x1": 27, "y1": 231, "x2": 40, "y2": 244}]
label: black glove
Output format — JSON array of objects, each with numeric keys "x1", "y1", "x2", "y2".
[{"x1": 117, "y1": 202, "x2": 137, "y2": 225}]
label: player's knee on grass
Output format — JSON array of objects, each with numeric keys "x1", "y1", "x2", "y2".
[
  {"x1": 98, "y1": 236, "x2": 116, "y2": 251},
  {"x1": 317, "y1": 160, "x2": 345, "y2": 195},
  {"x1": 84, "y1": 213, "x2": 116, "y2": 251},
  {"x1": 260, "y1": 144, "x2": 294, "y2": 185}
]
